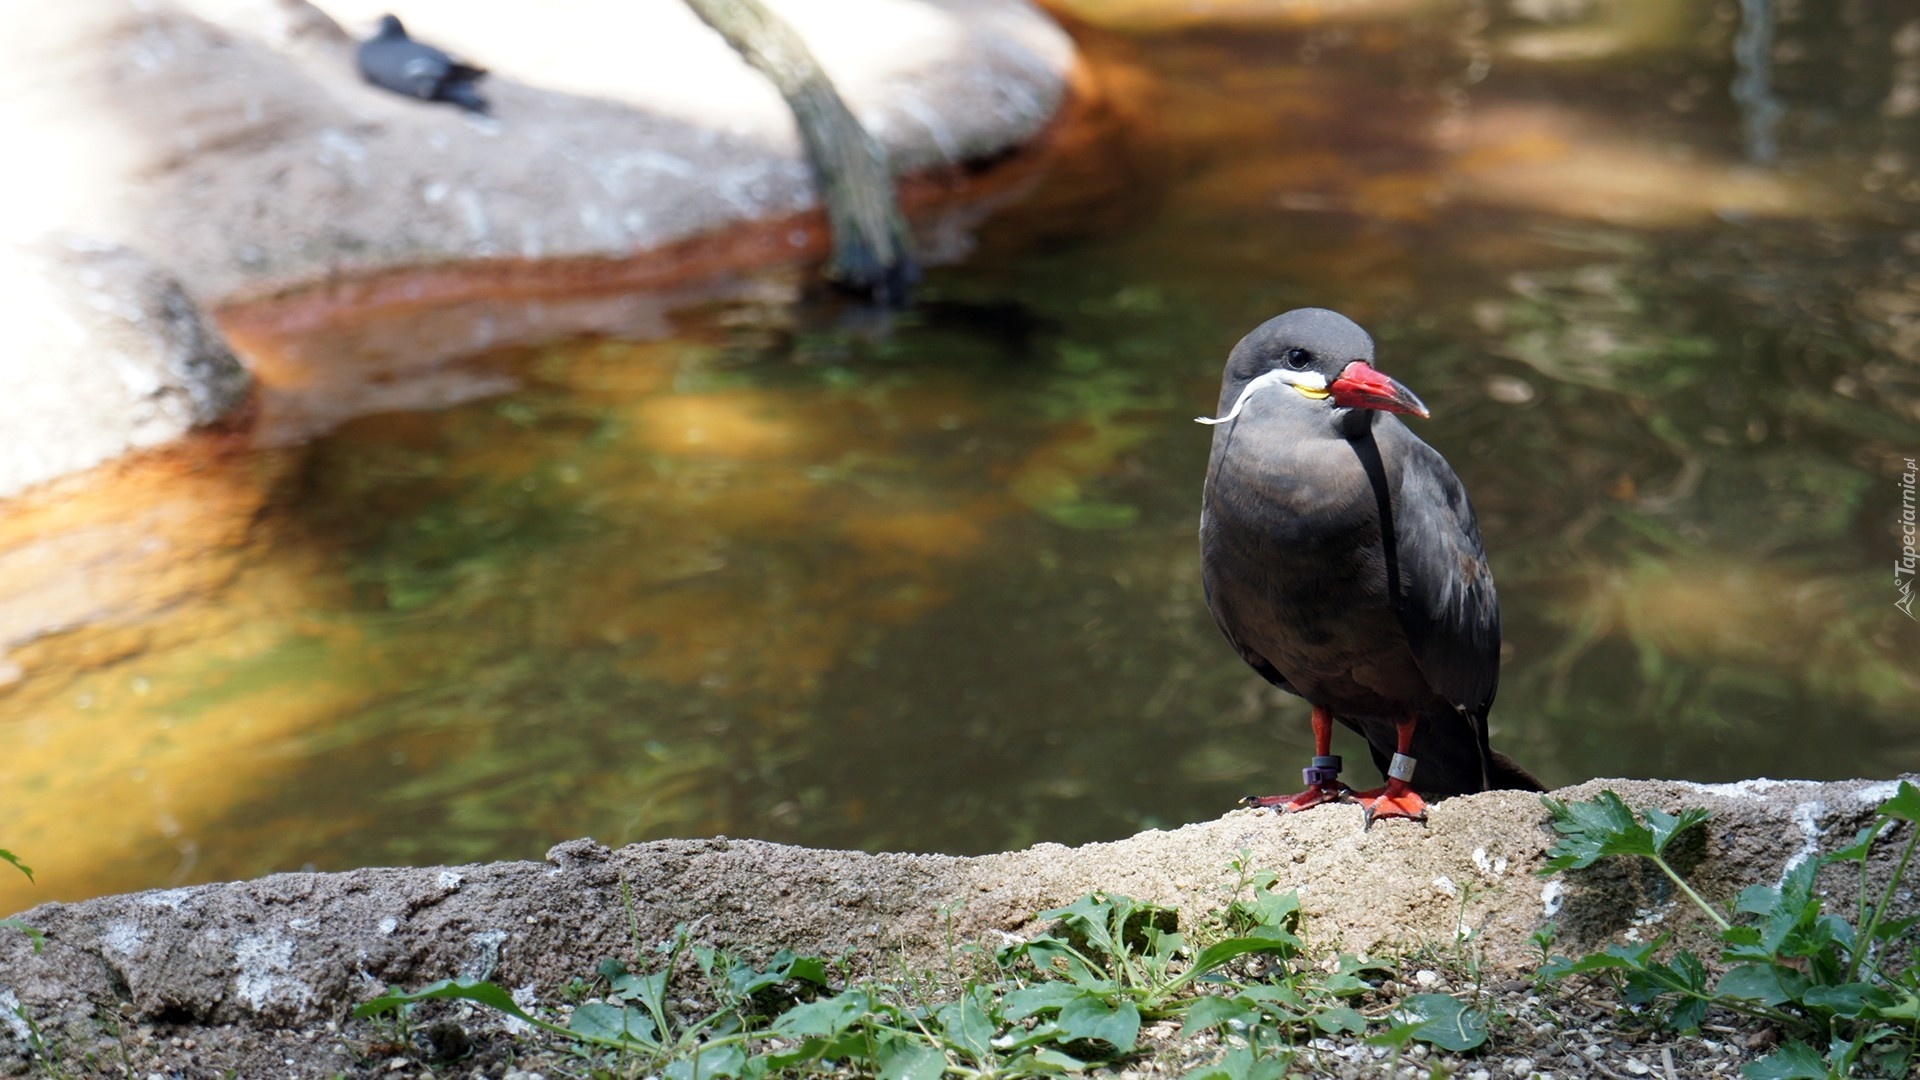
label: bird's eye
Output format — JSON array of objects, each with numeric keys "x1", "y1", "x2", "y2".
[{"x1": 1284, "y1": 348, "x2": 1312, "y2": 369}]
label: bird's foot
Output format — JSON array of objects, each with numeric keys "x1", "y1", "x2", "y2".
[
  {"x1": 1242, "y1": 759, "x2": 1352, "y2": 812},
  {"x1": 1352, "y1": 779, "x2": 1428, "y2": 829},
  {"x1": 1241, "y1": 781, "x2": 1353, "y2": 813}
]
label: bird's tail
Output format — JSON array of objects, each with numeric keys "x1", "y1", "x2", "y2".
[
  {"x1": 442, "y1": 80, "x2": 491, "y2": 115},
  {"x1": 1465, "y1": 705, "x2": 1493, "y2": 793},
  {"x1": 1466, "y1": 704, "x2": 1543, "y2": 792},
  {"x1": 1486, "y1": 750, "x2": 1545, "y2": 792}
]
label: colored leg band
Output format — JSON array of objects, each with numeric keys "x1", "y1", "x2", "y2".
[
  {"x1": 1388, "y1": 753, "x2": 1417, "y2": 782},
  {"x1": 1302, "y1": 756, "x2": 1342, "y2": 786}
]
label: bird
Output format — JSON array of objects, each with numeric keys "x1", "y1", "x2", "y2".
[
  {"x1": 355, "y1": 15, "x2": 491, "y2": 116},
  {"x1": 1197, "y1": 308, "x2": 1542, "y2": 826}
]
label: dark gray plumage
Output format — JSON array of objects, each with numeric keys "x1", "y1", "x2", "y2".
[
  {"x1": 356, "y1": 15, "x2": 490, "y2": 115},
  {"x1": 1198, "y1": 308, "x2": 1540, "y2": 823}
]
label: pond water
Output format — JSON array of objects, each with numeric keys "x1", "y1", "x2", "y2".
[{"x1": 4, "y1": 0, "x2": 1918, "y2": 913}]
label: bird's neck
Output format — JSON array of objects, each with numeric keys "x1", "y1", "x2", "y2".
[{"x1": 1335, "y1": 408, "x2": 1376, "y2": 440}]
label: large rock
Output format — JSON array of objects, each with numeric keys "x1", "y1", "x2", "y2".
[
  {"x1": 0, "y1": 0, "x2": 1073, "y2": 302},
  {"x1": 0, "y1": 242, "x2": 252, "y2": 498},
  {"x1": 0, "y1": 0, "x2": 1076, "y2": 494},
  {"x1": 0, "y1": 777, "x2": 1910, "y2": 1072}
]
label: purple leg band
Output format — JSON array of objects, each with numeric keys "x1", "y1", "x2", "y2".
[{"x1": 1302, "y1": 755, "x2": 1342, "y2": 787}]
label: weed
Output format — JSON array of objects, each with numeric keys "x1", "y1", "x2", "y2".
[
  {"x1": 355, "y1": 866, "x2": 1493, "y2": 1079},
  {"x1": 1, "y1": 845, "x2": 40, "y2": 953},
  {"x1": 1535, "y1": 782, "x2": 1920, "y2": 1079}
]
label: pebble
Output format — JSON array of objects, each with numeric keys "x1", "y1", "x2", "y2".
[
  {"x1": 1414, "y1": 969, "x2": 1440, "y2": 987},
  {"x1": 1624, "y1": 1060, "x2": 1651, "y2": 1076}
]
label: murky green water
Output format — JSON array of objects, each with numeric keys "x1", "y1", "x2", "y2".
[{"x1": 4, "y1": 0, "x2": 1918, "y2": 908}]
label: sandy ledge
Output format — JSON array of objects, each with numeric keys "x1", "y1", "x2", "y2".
[{"x1": 0, "y1": 776, "x2": 1912, "y2": 1074}]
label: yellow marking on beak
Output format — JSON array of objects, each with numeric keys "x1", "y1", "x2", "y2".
[{"x1": 1295, "y1": 384, "x2": 1331, "y2": 401}]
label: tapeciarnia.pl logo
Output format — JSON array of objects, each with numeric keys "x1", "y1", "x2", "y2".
[{"x1": 1899, "y1": 457, "x2": 1917, "y2": 621}]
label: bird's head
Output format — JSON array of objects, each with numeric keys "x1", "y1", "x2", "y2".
[
  {"x1": 376, "y1": 14, "x2": 406, "y2": 36},
  {"x1": 1200, "y1": 308, "x2": 1429, "y2": 430}
]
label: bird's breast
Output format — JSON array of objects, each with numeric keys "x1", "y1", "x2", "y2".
[{"x1": 1201, "y1": 435, "x2": 1430, "y2": 712}]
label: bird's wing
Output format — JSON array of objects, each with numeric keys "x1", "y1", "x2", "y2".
[
  {"x1": 399, "y1": 51, "x2": 455, "y2": 95},
  {"x1": 1381, "y1": 426, "x2": 1500, "y2": 721},
  {"x1": 357, "y1": 39, "x2": 450, "y2": 97},
  {"x1": 1199, "y1": 515, "x2": 1297, "y2": 695}
]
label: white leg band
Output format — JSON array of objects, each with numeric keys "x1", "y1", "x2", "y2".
[{"x1": 1388, "y1": 753, "x2": 1417, "y2": 782}]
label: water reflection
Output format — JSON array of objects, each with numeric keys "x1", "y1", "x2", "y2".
[{"x1": 3, "y1": 0, "x2": 1919, "y2": 914}]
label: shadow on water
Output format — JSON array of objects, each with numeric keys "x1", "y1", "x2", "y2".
[{"x1": 3, "y1": 0, "x2": 1918, "y2": 911}]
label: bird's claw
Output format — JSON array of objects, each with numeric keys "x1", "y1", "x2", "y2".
[
  {"x1": 1353, "y1": 779, "x2": 1428, "y2": 829},
  {"x1": 1241, "y1": 781, "x2": 1354, "y2": 813}
]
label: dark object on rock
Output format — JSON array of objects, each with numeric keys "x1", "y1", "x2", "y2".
[
  {"x1": 1197, "y1": 308, "x2": 1542, "y2": 827},
  {"x1": 682, "y1": 0, "x2": 919, "y2": 305},
  {"x1": 355, "y1": 15, "x2": 490, "y2": 115}
]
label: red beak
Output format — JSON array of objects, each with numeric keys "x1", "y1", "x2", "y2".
[{"x1": 1328, "y1": 361, "x2": 1430, "y2": 419}]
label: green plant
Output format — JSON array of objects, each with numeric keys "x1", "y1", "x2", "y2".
[
  {"x1": 1535, "y1": 783, "x2": 1920, "y2": 1079},
  {"x1": 355, "y1": 871, "x2": 1495, "y2": 1079},
  {"x1": 1, "y1": 845, "x2": 40, "y2": 953}
]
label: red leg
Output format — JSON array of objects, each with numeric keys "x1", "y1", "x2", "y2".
[
  {"x1": 1242, "y1": 705, "x2": 1353, "y2": 813},
  {"x1": 1352, "y1": 716, "x2": 1429, "y2": 828}
]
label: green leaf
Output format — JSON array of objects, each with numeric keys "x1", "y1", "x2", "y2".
[
  {"x1": 1739, "y1": 1040, "x2": 1829, "y2": 1080},
  {"x1": 1235, "y1": 983, "x2": 1303, "y2": 1010},
  {"x1": 1539, "y1": 792, "x2": 1711, "y2": 874},
  {"x1": 725, "y1": 967, "x2": 789, "y2": 998},
  {"x1": 1538, "y1": 938, "x2": 1662, "y2": 982},
  {"x1": 1056, "y1": 995, "x2": 1140, "y2": 1053},
  {"x1": 772, "y1": 991, "x2": 868, "y2": 1038},
  {"x1": 1364, "y1": 1021, "x2": 1424, "y2": 1049},
  {"x1": 1309, "y1": 1006, "x2": 1368, "y2": 1035},
  {"x1": 1184, "y1": 935, "x2": 1302, "y2": 982},
  {"x1": 1024, "y1": 1047, "x2": 1088, "y2": 1073},
  {"x1": 1539, "y1": 793, "x2": 1638, "y2": 872},
  {"x1": 1662, "y1": 995, "x2": 1707, "y2": 1035},
  {"x1": 1037, "y1": 894, "x2": 1123, "y2": 960},
  {"x1": 1874, "y1": 780, "x2": 1920, "y2": 825},
  {"x1": 725, "y1": 951, "x2": 826, "y2": 998},
  {"x1": 0, "y1": 918, "x2": 43, "y2": 953},
  {"x1": 782, "y1": 955, "x2": 831, "y2": 987},
  {"x1": 1870, "y1": 991, "x2": 1920, "y2": 1021},
  {"x1": 354, "y1": 978, "x2": 535, "y2": 1024},
  {"x1": 994, "y1": 1021, "x2": 1068, "y2": 1054},
  {"x1": 1867, "y1": 914, "x2": 1919, "y2": 944},
  {"x1": 1395, "y1": 994, "x2": 1488, "y2": 1052},
  {"x1": 877, "y1": 1039, "x2": 947, "y2": 1080},
  {"x1": 0, "y1": 849, "x2": 31, "y2": 882},
  {"x1": 611, "y1": 970, "x2": 669, "y2": 1009},
  {"x1": 1003, "y1": 983, "x2": 1081, "y2": 1021},
  {"x1": 1799, "y1": 983, "x2": 1883, "y2": 1019},
  {"x1": 1644, "y1": 806, "x2": 1712, "y2": 857},
  {"x1": 1715, "y1": 964, "x2": 1808, "y2": 1008},
  {"x1": 1185, "y1": 1046, "x2": 1291, "y2": 1080},
  {"x1": 1228, "y1": 888, "x2": 1302, "y2": 934},
  {"x1": 1181, "y1": 995, "x2": 1256, "y2": 1036},
  {"x1": 939, "y1": 987, "x2": 997, "y2": 1060},
  {"x1": 1318, "y1": 973, "x2": 1374, "y2": 997},
  {"x1": 665, "y1": 1043, "x2": 746, "y2": 1080},
  {"x1": 1823, "y1": 823, "x2": 1883, "y2": 865},
  {"x1": 569, "y1": 1002, "x2": 658, "y2": 1046}
]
